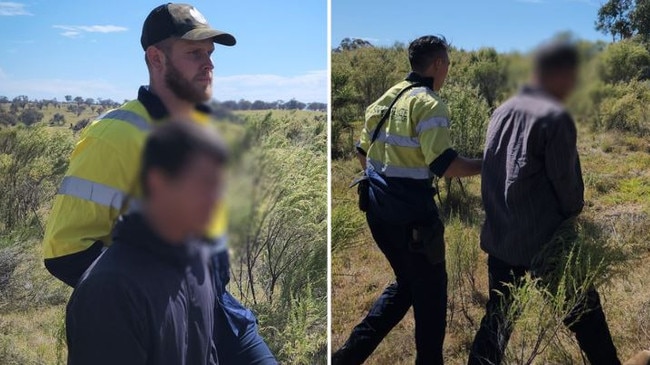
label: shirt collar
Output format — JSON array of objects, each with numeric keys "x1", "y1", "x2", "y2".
[
  {"x1": 137, "y1": 85, "x2": 214, "y2": 121},
  {"x1": 405, "y1": 72, "x2": 434, "y2": 90},
  {"x1": 113, "y1": 213, "x2": 202, "y2": 268}
]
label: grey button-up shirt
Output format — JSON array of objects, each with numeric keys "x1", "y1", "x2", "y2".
[{"x1": 480, "y1": 85, "x2": 584, "y2": 267}]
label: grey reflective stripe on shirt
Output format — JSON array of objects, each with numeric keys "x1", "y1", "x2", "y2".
[
  {"x1": 409, "y1": 87, "x2": 429, "y2": 97},
  {"x1": 375, "y1": 130, "x2": 420, "y2": 148},
  {"x1": 206, "y1": 235, "x2": 228, "y2": 254},
  {"x1": 367, "y1": 159, "x2": 432, "y2": 179},
  {"x1": 99, "y1": 109, "x2": 151, "y2": 131},
  {"x1": 58, "y1": 176, "x2": 128, "y2": 210},
  {"x1": 367, "y1": 127, "x2": 420, "y2": 148},
  {"x1": 415, "y1": 116, "x2": 449, "y2": 134}
]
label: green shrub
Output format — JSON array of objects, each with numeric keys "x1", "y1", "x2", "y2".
[
  {"x1": 598, "y1": 40, "x2": 650, "y2": 84},
  {"x1": 441, "y1": 83, "x2": 491, "y2": 158},
  {"x1": 597, "y1": 81, "x2": 650, "y2": 134},
  {"x1": 0, "y1": 126, "x2": 73, "y2": 232}
]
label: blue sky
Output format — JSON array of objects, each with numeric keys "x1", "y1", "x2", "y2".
[
  {"x1": 0, "y1": 0, "x2": 327, "y2": 103},
  {"x1": 333, "y1": 0, "x2": 610, "y2": 52}
]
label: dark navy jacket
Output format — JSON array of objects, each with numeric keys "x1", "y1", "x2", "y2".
[{"x1": 66, "y1": 213, "x2": 218, "y2": 365}]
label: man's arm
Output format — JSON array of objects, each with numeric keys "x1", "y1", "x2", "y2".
[
  {"x1": 66, "y1": 274, "x2": 148, "y2": 365},
  {"x1": 356, "y1": 149, "x2": 367, "y2": 170},
  {"x1": 443, "y1": 156, "x2": 482, "y2": 178},
  {"x1": 415, "y1": 101, "x2": 482, "y2": 179},
  {"x1": 43, "y1": 128, "x2": 138, "y2": 287},
  {"x1": 544, "y1": 112, "x2": 584, "y2": 218}
]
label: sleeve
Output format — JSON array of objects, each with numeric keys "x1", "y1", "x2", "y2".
[
  {"x1": 357, "y1": 104, "x2": 383, "y2": 155},
  {"x1": 544, "y1": 112, "x2": 585, "y2": 218},
  {"x1": 66, "y1": 274, "x2": 148, "y2": 365},
  {"x1": 43, "y1": 129, "x2": 139, "y2": 287},
  {"x1": 413, "y1": 100, "x2": 458, "y2": 177}
]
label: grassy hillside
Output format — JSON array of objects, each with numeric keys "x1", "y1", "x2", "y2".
[
  {"x1": 331, "y1": 35, "x2": 650, "y2": 364},
  {"x1": 0, "y1": 104, "x2": 327, "y2": 364},
  {"x1": 331, "y1": 122, "x2": 650, "y2": 364}
]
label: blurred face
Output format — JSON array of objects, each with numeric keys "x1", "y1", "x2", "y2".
[
  {"x1": 544, "y1": 68, "x2": 578, "y2": 102},
  {"x1": 162, "y1": 39, "x2": 215, "y2": 103},
  {"x1": 149, "y1": 153, "x2": 224, "y2": 237}
]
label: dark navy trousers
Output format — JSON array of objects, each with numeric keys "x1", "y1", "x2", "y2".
[{"x1": 334, "y1": 210, "x2": 448, "y2": 365}]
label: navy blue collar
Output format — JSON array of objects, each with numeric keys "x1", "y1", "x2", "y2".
[
  {"x1": 113, "y1": 213, "x2": 202, "y2": 268},
  {"x1": 405, "y1": 72, "x2": 434, "y2": 90},
  {"x1": 137, "y1": 86, "x2": 213, "y2": 120}
]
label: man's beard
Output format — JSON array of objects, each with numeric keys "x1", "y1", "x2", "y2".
[{"x1": 164, "y1": 59, "x2": 211, "y2": 104}]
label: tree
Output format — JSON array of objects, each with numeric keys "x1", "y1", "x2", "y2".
[
  {"x1": 238, "y1": 99, "x2": 252, "y2": 110},
  {"x1": 283, "y1": 99, "x2": 306, "y2": 110},
  {"x1": 306, "y1": 102, "x2": 327, "y2": 111},
  {"x1": 19, "y1": 108, "x2": 44, "y2": 126},
  {"x1": 595, "y1": 0, "x2": 650, "y2": 40},
  {"x1": 0, "y1": 96, "x2": 8, "y2": 103},
  {"x1": 632, "y1": 0, "x2": 650, "y2": 37},
  {"x1": 466, "y1": 48, "x2": 508, "y2": 109},
  {"x1": 64, "y1": 95, "x2": 72, "y2": 102},
  {"x1": 12, "y1": 95, "x2": 29, "y2": 109},
  {"x1": 251, "y1": 100, "x2": 269, "y2": 110},
  {"x1": 73, "y1": 96, "x2": 84, "y2": 105},
  {"x1": 0, "y1": 111, "x2": 18, "y2": 126},
  {"x1": 598, "y1": 40, "x2": 650, "y2": 83},
  {"x1": 84, "y1": 98, "x2": 95, "y2": 105},
  {"x1": 335, "y1": 37, "x2": 373, "y2": 52},
  {"x1": 49, "y1": 113, "x2": 66, "y2": 126}
]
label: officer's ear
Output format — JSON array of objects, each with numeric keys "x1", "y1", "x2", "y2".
[{"x1": 145, "y1": 45, "x2": 166, "y2": 71}]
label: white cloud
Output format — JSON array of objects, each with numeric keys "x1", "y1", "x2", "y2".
[
  {"x1": 53, "y1": 25, "x2": 128, "y2": 38},
  {"x1": 213, "y1": 70, "x2": 327, "y2": 103},
  {"x1": 0, "y1": 2, "x2": 31, "y2": 16}
]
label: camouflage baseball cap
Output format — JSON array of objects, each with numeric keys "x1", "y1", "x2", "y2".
[{"x1": 141, "y1": 3, "x2": 236, "y2": 50}]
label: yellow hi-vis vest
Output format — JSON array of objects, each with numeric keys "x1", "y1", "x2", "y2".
[
  {"x1": 43, "y1": 100, "x2": 227, "y2": 260},
  {"x1": 358, "y1": 80, "x2": 454, "y2": 179}
]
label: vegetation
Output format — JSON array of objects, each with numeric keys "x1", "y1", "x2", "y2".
[
  {"x1": 0, "y1": 99, "x2": 327, "y2": 364},
  {"x1": 331, "y1": 26, "x2": 650, "y2": 365}
]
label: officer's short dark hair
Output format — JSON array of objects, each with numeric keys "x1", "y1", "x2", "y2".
[
  {"x1": 408, "y1": 35, "x2": 449, "y2": 73},
  {"x1": 534, "y1": 41, "x2": 579, "y2": 77},
  {"x1": 140, "y1": 121, "x2": 229, "y2": 197}
]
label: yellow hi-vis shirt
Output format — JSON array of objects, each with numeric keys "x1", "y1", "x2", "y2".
[
  {"x1": 358, "y1": 78, "x2": 456, "y2": 179},
  {"x1": 43, "y1": 97, "x2": 227, "y2": 262}
]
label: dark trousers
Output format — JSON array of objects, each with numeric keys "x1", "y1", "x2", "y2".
[
  {"x1": 212, "y1": 251, "x2": 277, "y2": 365},
  {"x1": 468, "y1": 255, "x2": 620, "y2": 365},
  {"x1": 334, "y1": 211, "x2": 448, "y2": 365},
  {"x1": 215, "y1": 308, "x2": 277, "y2": 365}
]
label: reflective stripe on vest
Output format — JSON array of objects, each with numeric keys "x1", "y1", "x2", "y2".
[
  {"x1": 415, "y1": 116, "x2": 449, "y2": 134},
  {"x1": 207, "y1": 235, "x2": 229, "y2": 254},
  {"x1": 99, "y1": 109, "x2": 151, "y2": 132},
  {"x1": 371, "y1": 130, "x2": 420, "y2": 148},
  {"x1": 368, "y1": 158, "x2": 431, "y2": 179},
  {"x1": 58, "y1": 176, "x2": 128, "y2": 210}
]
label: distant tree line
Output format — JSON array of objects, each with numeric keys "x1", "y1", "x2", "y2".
[
  {"x1": 211, "y1": 98, "x2": 326, "y2": 112},
  {"x1": 0, "y1": 95, "x2": 326, "y2": 112},
  {"x1": 0, "y1": 95, "x2": 326, "y2": 130}
]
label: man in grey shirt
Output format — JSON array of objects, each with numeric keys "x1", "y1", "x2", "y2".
[{"x1": 468, "y1": 42, "x2": 620, "y2": 364}]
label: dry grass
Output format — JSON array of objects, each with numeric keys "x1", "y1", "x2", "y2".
[{"x1": 331, "y1": 123, "x2": 650, "y2": 364}]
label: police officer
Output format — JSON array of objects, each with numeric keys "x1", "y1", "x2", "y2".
[
  {"x1": 333, "y1": 35, "x2": 482, "y2": 365},
  {"x1": 43, "y1": 3, "x2": 276, "y2": 364}
]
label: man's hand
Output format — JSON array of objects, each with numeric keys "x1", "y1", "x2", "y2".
[
  {"x1": 356, "y1": 151, "x2": 367, "y2": 170},
  {"x1": 443, "y1": 156, "x2": 482, "y2": 178}
]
